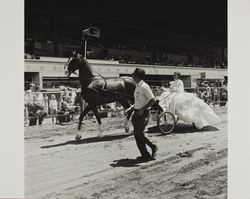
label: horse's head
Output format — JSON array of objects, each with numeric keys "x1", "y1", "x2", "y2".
[{"x1": 64, "y1": 51, "x2": 82, "y2": 77}]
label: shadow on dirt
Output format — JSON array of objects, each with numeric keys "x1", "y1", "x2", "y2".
[
  {"x1": 147, "y1": 123, "x2": 219, "y2": 136},
  {"x1": 110, "y1": 158, "x2": 155, "y2": 168},
  {"x1": 41, "y1": 134, "x2": 131, "y2": 149}
]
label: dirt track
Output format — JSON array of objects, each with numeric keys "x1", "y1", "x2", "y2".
[{"x1": 25, "y1": 106, "x2": 227, "y2": 199}]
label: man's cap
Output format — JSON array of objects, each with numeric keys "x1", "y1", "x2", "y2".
[
  {"x1": 132, "y1": 67, "x2": 145, "y2": 79},
  {"x1": 29, "y1": 83, "x2": 35, "y2": 87}
]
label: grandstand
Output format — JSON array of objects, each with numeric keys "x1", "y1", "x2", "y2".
[{"x1": 25, "y1": 0, "x2": 227, "y2": 90}]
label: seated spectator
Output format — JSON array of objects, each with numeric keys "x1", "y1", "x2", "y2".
[
  {"x1": 57, "y1": 97, "x2": 69, "y2": 123},
  {"x1": 58, "y1": 96, "x2": 75, "y2": 123},
  {"x1": 49, "y1": 94, "x2": 58, "y2": 124},
  {"x1": 60, "y1": 96, "x2": 70, "y2": 112}
]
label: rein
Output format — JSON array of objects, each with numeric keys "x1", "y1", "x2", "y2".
[
  {"x1": 82, "y1": 58, "x2": 107, "y2": 89},
  {"x1": 96, "y1": 87, "x2": 133, "y2": 99}
]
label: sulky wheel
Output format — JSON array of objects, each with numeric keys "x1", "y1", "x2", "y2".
[{"x1": 157, "y1": 111, "x2": 176, "y2": 134}]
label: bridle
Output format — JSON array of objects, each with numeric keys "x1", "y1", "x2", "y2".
[
  {"x1": 64, "y1": 52, "x2": 107, "y2": 89},
  {"x1": 64, "y1": 54, "x2": 78, "y2": 77}
]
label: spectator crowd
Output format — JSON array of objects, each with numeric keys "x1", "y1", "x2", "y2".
[
  {"x1": 195, "y1": 80, "x2": 228, "y2": 106},
  {"x1": 24, "y1": 79, "x2": 227, "y2": 127},
  {"x1": 25, "y1": 37, "x2": 227, "y2": 70},
  {"x1": 24, "y1": 83, "x2": 80, "y2": 126},
  {"x1": 24, "y1": 82, "x2": 131, "y2": 127},
  {"x1": 150, "y1": 79, "x2": 228, "y2": 107}
]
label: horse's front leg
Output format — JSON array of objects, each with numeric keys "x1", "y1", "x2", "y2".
[
  {"x1": 78, "y1": 104, "x2": 92, "y2": 130},
  {"x1": 92, "y1": 107, "x2": 104, "y2": 137},
  {"x1": 75, "y1": 105, "x2": 92, "y2": 141}
]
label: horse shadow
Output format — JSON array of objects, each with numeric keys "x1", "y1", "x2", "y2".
[
  {"x1": 41, "y1": 133, "x2": 131, "y2": 149},
  {"x1": 110, "y1": 158, "x2": 154, "y2": 168},
  {"x1": 147, "y1": 123, "x2": 219, "y2": 136}
]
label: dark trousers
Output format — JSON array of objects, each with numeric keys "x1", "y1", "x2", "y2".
[{"x1": 132, "y1": 110, "x2": 155, "y2": 158}]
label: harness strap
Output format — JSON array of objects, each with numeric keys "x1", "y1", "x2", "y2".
[{"x1": 95, "y1": 87, "x2": 133, "y2": 99}]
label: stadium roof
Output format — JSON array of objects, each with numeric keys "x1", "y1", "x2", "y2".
[{"x1": 25, "y1": 0, "x2": 227, "y2": 42}]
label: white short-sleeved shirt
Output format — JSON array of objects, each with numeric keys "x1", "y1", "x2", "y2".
[
  {"x1": 25, "y1": 90, "x2": 34, "y2": 104},
  {"x1": 134, "y1": 80, "x2": 155, "y2": 109}
]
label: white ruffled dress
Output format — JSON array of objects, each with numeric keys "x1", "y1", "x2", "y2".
[{"x1": 158, "y1": 80, "x2": 221, "y2": 129}]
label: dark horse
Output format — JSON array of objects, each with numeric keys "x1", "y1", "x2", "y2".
[{"x1": 65, "y1": 53, "x2": 136, "y2": 139}]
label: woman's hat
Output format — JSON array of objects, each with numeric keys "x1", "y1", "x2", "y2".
[{"x1": 173, "y1": 72, "x2": 181, "y2": 78}]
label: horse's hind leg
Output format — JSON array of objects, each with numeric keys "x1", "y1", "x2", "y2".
[{"x1": 92, "y1": 107, "x2": 103, "y2": 137}]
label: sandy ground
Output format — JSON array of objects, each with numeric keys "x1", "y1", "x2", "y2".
[{"x1": 25, "y1": 106, "x2": 227, "y2": 199}]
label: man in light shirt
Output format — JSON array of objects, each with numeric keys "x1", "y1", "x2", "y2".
[
  {"x1": 130, "y1": 67, "x2": 158, "y2": 161},
  {"x1": 24, "y1": 83, "x2": 35, "y2": 126}
]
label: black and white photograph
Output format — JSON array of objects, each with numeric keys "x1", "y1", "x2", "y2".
[
  {"x1": 5, "y1": 0, "x2": 250, "y2": 198},
  {"x1": 23, "y1": 0, "x2": 229, "y2": 198}
]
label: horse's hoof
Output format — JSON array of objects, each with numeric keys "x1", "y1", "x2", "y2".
[
  {"x1": 97, "y1": 133, "x2": 104, "y2": 138},
  {"x1": 75, "y1": 134, "x2": 82, "y2": 141}
]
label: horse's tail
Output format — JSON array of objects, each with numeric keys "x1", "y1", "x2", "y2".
[{"x1": 121, "y1": 76, "x2": 136, "y2": 103}]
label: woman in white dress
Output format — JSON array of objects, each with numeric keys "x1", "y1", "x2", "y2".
[
  {"x1": 158, "y1": 72, "x2": 184, "y2": 115},
  {"x1": 158, "y1": 72, "x2": 221, "y2": 129}
]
